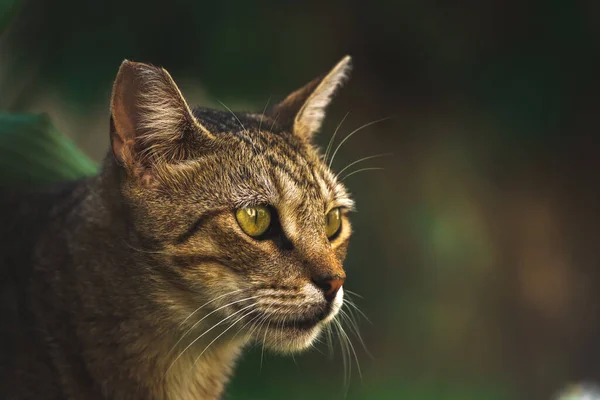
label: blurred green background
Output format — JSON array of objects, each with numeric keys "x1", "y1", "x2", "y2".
[{"x1": 2, "y1": 0, "x2": 600, "y2": 399}]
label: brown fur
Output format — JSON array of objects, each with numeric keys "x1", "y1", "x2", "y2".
[{"x1": 0, "y1": 56, "x2": 354, "y2": 399}]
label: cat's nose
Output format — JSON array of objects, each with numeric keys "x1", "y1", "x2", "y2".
[{"x1": 312, "y1": 275, "x2": 345, "y2": 302}]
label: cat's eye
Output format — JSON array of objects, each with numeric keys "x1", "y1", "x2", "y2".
[
  {"x1": 235, "y1": 206, "x2": 272, "y2": 238},
  {"x1": 325, "y1": 208, "x2": 342, "y2": 238}
]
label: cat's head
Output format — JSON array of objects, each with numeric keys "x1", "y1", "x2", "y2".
[{"x1": 108, "y1": 57, "x2": 353, "y2": 352}]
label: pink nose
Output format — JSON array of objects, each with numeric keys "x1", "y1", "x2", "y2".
[{"x1": 312, "y1": 276, "x2": 345, "y2": 302}]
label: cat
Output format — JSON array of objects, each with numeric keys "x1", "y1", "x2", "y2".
[{"x1": 0, "y1": 55, "x2": 354, "y2": 400}]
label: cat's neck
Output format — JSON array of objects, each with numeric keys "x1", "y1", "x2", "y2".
[{"x1": 161, "y1": 339, "x2": 245, "y2": 400}]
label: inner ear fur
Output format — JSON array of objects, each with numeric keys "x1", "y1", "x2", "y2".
[{"x1": 109, "y1": 60, "x2": 213, "y2": 168}]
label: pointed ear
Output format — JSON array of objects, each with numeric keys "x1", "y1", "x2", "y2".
[
  {"x1": 268, "y1": 55, "x2": 352, "y2": 140},
  {"x1": 109, "y1": 60, "x2": 212, "y2": 167}
]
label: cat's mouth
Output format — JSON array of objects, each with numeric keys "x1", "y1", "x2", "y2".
[
  {"x1": 254, "y1": 301, "x2": 333, "y2": 331},
  {"x1": 276, "y1": 310, "x2": 330, "y2": 331},
  {"x1": 230, "y1": 289, "x2": 343, "y2": 352}
]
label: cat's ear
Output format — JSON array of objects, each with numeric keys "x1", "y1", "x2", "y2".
[
  {"x1": 268, "y1": 55, "x2": 351, "y2": 140},
  {"x1": 109, "y1": 60, "x2": 213, "y2": 167}
]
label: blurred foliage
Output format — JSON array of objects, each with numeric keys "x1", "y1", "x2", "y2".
[
  {"x1": 2, "y1": 0, "x2": 600, "y2": 399},
  {"x1": 0, "y1": 112, "x2": 97, "y2": 186}
]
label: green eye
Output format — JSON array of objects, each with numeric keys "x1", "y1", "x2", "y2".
[
  {"x1": 235, "y1": 206, "x2": 272, "y2": 237},
  {"x1": 325, "y1": 208, "x2": 342, "y2": 238}
]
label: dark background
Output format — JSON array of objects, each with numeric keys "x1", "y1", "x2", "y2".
[{"x1": 2, "y1": 0, "x2": 600, "y2": 399}]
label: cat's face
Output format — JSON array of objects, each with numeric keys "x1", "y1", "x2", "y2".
[{"x1": 109, "y1": 57, "x2": 353, "y2": 352}]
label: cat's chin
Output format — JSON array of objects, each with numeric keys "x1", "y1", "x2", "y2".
[{"x1": 260, "y1": 323, "x2": 324, "y2": 354}]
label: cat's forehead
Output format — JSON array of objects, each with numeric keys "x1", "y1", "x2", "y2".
[
  {"x1": 232, "y1": 149, "x2": 353, "y2": 214},
  {"x1": 166, "y1": 107, "x2": 354, "y2": 212},
  {"x1": 222, "y1": 144, "x2": 343, "y2": 207}
]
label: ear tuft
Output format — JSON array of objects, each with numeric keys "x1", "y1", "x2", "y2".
[
  {"x1": 109, "y1": 60, "x2": 212, "y2": 168},
  {"x1": 269, "y1": 55, "x2": 352, "y2": 140}
]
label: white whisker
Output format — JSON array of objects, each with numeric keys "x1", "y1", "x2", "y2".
[
  {"x1": 166, "y1": 300, "x2": 260, "y2": 375},
  {"x1": 339, "y1": 308, "x2": 372, "y2": 359},
  {"x1": 324, "y1": 112, "x2": 349, "y2": 163},
  {"x1": 328, "y1": 117, "x2": 392, "y2": 168},
  {"x1": 343, "y1": 298, "x2": 371, "y2": 324},
  {"x1": 258, "y1": 97, "x2": 271, "y2": 134},
  {"x1": 345, "y1": 290, "x2": 364, "y2": 299},
  {"x1": 325, "y1": 324, "x2": 334, "y2": 359},
  {"x1": 230, "y1": 310, "x2": 264, "y2": 344},
  {"x1": 247, "y1": 304, "x2": 273, "y2": 339},
  {"x1": 179, "y1": 289, "x2": 246, "y2": 327},
  {"x1": 218, "y1": 100, "x2": 248, "y2": 134},
  {"x1": 333, "y1": 318, "x2": 350, "y2": 394},
  {"x1": 341, "y1": 167, "x2": 384, "y2": 181},
  {"x1": 335, "y1": 153, "x2": 392, "y2": 180},
  {"x1": 192, "y1": 308, "x2": 260, "y2": 368},
  {"x1": 337, "y1": 318, "x2": 362, "y2": 381},
  {"x1": 260, "y1": 317, "x2": 271, "y2": 370},
  {"x1": 269, "y1": 112, "x2": 279, "y2": 132},
  {"x1": 167, "y1": 295, "x2": 262, "y2": 361}
]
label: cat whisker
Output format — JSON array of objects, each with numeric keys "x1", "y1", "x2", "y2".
[
  {"x1": 328, "y1": 116, "x2": 393, "y2": 168},
  {"x1": 324, "y1": 112, "x2": 349, "y2": 164},
  {"x1": 247, "y1": 304, "x2": 273, "y2": 339},
  {"x1": 341, "y1": 307, "x2": 361, "y2": 334},
  {"x1": 219, "y1": 99, "x2": 262, "y2": 154},
  {"x1": 342, "y1": 297, "x2": 371, "y2": 324},
  {"x1": 335, "y1": 153, "x2": 392, "y2": 180},
  {"x1": 258, "y1": 97, "x2": 271, "y2": 134},
  {"x1": 218, "y1": 100, "x2": 248, "y2": 135},
  {"x1": 279, "y1": 314, "x2": 287, "y2": 348},
  {"x1": 306, "y1": 338, "x2": 324, "y2": 357},
  {"x1": 179, "y1": 288, "x2": 247, "y2": 328},
  {"x1": 173, "y1": 294, "x2": 262, "y2": 352},
  {"x1": 229, "y1": 309, "x2": 265, "y2": 344},
  {"x1": 333, "y1": 315, "x2": 361, "y2": 397},
  {"x1": 344, "y1": 289, "x2": 364, "y2": 299},
  {"x1": 191, "y1": 308, "x2": 260, "y2": 369},
  {"x1": 269, "y1": 112, "x2": 279, "y2": 132},
  {"x1": 259, "y1": 317, "x2": 271, "y2": 370},
  {"x1": 166, "y1": 295, "x2": 263, "y2": 369},
  {"x1": 325, "y1": 324, "x2": 335, "y2": 359},
  {"x1": 341, "y1": 167, "x2": 384, "y2": 182},
  {"x1": 184, "y1": 294, "x2": 262, "y2": 334},
  {"x1": 339, "y1": 308, "x2": 372, "y2": 359},
  {"x1": 341, "y1": 321, "x2": 352, "y2": 394},
  {"x1": 242, "y1": 304, "x2": 273, "y2": 365},
  {"x1": 338, "y1": 317, "x2": 362, "y2": 381},
  {"x1": 333, "y1": 318, "x2": 350, "y2": 394},
  {"x1": 291, "y1": 315, "x2": 303, "y2": 356},
  {"x1": 341, "y1": 294, "x2": 373, "y2": 359},
  {"x1": 166, "y1": 302, "x2": 258, "y2": 376}
]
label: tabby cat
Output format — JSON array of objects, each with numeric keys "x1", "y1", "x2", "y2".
[{"x1": 0, "y1": 56, "x2": 354, "y2": 399}]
